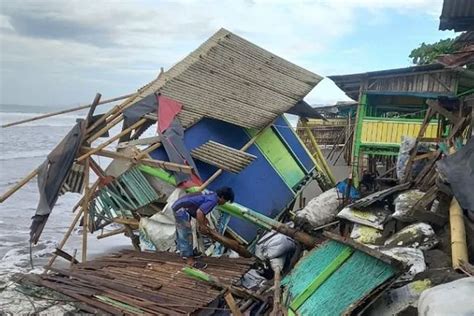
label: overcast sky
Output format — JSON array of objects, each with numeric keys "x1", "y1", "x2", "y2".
[{"x1": 0, "y1": 0, "x2": 455, "y2": 108}]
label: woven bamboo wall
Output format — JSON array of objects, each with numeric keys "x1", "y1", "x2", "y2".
[{"x1": 297, "y1": 118, "x2": 351, "y2": 146}]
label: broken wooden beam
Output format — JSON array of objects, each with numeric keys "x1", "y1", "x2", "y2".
[{"x1": 81, "y1": 146, "x2": 193, "y2": 174}]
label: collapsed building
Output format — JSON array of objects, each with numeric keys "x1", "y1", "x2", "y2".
[{"x1": 1, "y1": 0, "x2": 473, "y2": 314}]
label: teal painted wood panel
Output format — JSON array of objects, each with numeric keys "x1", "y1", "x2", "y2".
[{"x1": 283, "y1": 240, "x2": 396, "y2": 316}]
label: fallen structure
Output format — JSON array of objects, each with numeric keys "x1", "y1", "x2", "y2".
[
  {"x1": 2, "y1": 1, "x2": 474, "y2": 314},
  {"x1": 21, "y1": 250, "x2": 255, "y2": 315}
]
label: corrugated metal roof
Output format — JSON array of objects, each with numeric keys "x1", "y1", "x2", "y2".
[
  {"x1": 126, "y1": 28, "x2": 323, "y2": 129},
  {"x1": 439, "y1": 0, "x2": 474, "y2": 31},
  {"x1": 328, "y1": 64, "x2": 459, "y2": 101},
  {"x1": 437, "y1": 44, "x2": 474, "y2": 67},
  {"x1": 191, "y1": 140, "x2": 257, "y2": 173}
]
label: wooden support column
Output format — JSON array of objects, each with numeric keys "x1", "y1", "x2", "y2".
[{"x1": 82, "y1": 157, "x2": 90, "y2": 263}]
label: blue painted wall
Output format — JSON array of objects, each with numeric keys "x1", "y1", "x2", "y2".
[
  {"x1": 150, "y1": 116, "x2": 314, "y2": 242},
  {"x1": 273, "y1": 116, "x2": 315, "y2": 172}
]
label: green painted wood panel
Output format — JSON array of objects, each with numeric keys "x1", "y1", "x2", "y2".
[{"x1": 248, "y1": 127, "x2": 305, "y2": 189}]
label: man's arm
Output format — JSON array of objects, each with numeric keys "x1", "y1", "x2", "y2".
[{"x1": 196, "y1": 209, "x2": 210, "y2": 233}]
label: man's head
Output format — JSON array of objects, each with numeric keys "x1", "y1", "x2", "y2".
[{"x1": 216, "y1": 187, "x2": 235, "y2": 205}]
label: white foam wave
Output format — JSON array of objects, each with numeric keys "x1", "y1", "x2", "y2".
[
  {"x1": 1, "y1": 112, "x2": 80, "y2": 127},
  {"x1": 0, "y1": 239, "x2": 57, "y2": 275},
  {"x1": 0, "y1": 149, "x2": 50, "y2": 161}
]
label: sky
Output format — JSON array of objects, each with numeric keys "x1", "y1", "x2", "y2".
[{"x1": 0, "y1": 0, "x2": 457, "y2": 108}]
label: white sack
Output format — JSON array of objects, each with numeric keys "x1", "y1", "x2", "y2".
[{"x1": 295, "y1": 188, "x2": 340, "y2": 227}]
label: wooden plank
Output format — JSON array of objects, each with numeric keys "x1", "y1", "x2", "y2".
[
  {"x1": 426, "y1": 99, "x2": 459, "y2": 125},
  {"x1": 224, "y1": 292, "x2": 242, "y2": 316},
  {"x1": 289, "y1": 247, "x2": 353, "y2": 312},
  {"x1": 323, "y1": 231, "x2": 404, "y2": 269}
]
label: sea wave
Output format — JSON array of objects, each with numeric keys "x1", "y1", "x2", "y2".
[
  {"x1": 0, "y1": 239, "x2": 57, "y2": 274},
  {"x1": 0, "y1": 149, "x2": 50, "y2": 161},
  {"x1": 1, "y1": 112, "x2": 81, "y2": 127}
]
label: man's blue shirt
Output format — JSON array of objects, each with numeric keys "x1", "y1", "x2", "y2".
[{"x1": 171, "y1": 192, "x2": 218, "y2": 218}]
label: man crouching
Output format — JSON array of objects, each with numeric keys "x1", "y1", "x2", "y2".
[{"x1": 171, "y1": 187, "x2": 235, "y2": 268}]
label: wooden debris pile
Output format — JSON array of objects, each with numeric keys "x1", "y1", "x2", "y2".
[{"x1": 23, "y1": 250, "x2": 255, "y2": 315}]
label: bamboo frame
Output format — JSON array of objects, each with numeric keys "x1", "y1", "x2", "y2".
[
  {"x1": 82, "y1": 157, "x2": 90, "y2": 262},
  {"x1": 82, "y1": 147, "x2": 193, "y2": 174},
  {"x1": 1, "y1": 93, "x2": 135, "y2": 128},
  {"x1": 77, "y1": 118, "x2": 148, "y2": 162},
  {"x1": 87, "y1": 114, "x2": 124, "y2": 143}
]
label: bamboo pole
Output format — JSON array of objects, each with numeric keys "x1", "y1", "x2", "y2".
[
  {"x1": 72, "y1": 179, "x2": 100, "y2": 213},
  {"x1": 204, "y1": 228, "x2": 253, "y2": 258},
  {"x1": 224, "y1": 292, "x2": 242, "y2": 316},
  {"x1": 0, "y1": 167, "x2": 39, "y2": 203},
  {"x1": 85, "y1": 68, "x2": 163, "y2": 135},
  {"x1": 82, "y1": 157, "x2": 90, "y2": 263},
  {"x1": 302, "y1": 121, "x2": 336, "y2": 185},
  {"x1": 450, "y1": 198, "x2": 468, "y2": 271},
  {"x1": 87, "y1": 114, "x2": 124, "y2": 143},
  {"x1": 82, "y1": 147, "x2": 192, "y2": 173},
  {"x1": 97, "y1": 227, "x2": 127, "y2": 240},
  {"x1": 44, "y1": 207, "x2": 84, "y2": 270},
  {"x1": 271, "y1": 267, "x2": 282, "y2": 316},
  {"x1": 77, "y1": 118, "x2": 148, "y2": 162},
  {"x1": 135, "y1": 142, "x2": 162, "y2": 159},
  {"x1": 1, "y1": 93, "x2": 135, "y2": 128}
]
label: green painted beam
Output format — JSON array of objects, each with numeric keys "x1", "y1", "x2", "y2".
[{"x1": 289, "y1": 247, "x2": 354, "y2": 313}]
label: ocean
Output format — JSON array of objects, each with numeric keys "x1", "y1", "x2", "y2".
[{"x1": 0, "y1": 105, "x2": 132, "y2": 314}]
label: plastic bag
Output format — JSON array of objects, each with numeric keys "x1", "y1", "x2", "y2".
[
  {"x1": 350, "y1": 224, "x2": 383, "y2": 244},
  {"x1": 337, "y1": 206, "x2": 390, "y2": 230},
  {"x1": 139, "y1": 188, "x2": 186, "y2": 252},
  {"x1": 380, "y1": 247, "x2": 426, "y2": 282},
  {"x1": 384, "y1": 222, "x2": 438, "y2": 250},
  {"x1": 367, "y1": 279, "x2": 431, "y2": 316},
  {"x1": 295, "y1": 188, "x2": 340, "y2": 227},
  {"x1": 255, "y1": 230, "x2": 296, "y2": 261},
  {"x1": 392, "y1": 190, "x2": 425, "y2": 222},
  {"x1": 418, "y1": 277, "x2": 474, "y2": 316}
]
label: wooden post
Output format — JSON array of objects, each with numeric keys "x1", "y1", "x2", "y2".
[
  {"x1": 82, "y1": 158, "x2": 90, "y2": 263},
  {"x1": 0, "y1": 167, "x2": 39, "y2": 203},
  {"x1": 1, "y1": 93, "x2": 135, "y2": 128},
  {"x1": 204, "y1": 228, "x2": 253, "y2": 258},
  {"x1": 272, "y1": 267, "x2": 282, "y2": 316}
]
